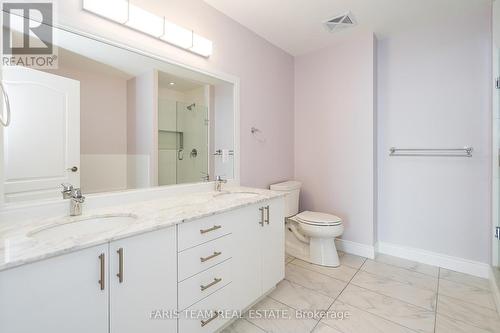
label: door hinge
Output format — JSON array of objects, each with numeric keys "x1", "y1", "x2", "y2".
[
  {"x1": 496, "y1": 77, "x2": 500, "y2": 89},
  {"x1": 496, "y1": 226, "x2": 500, "y2": 239}
]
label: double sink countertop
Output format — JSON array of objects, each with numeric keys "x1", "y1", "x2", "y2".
[{"x1": 0, "y1": 187, "x2": 284, "y2": 272}]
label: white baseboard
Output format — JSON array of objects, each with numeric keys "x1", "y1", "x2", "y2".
[
  {"x1": 376, "y1": 242, "x2": 490, "y2": 279},
  {"x1": 336, "y1": 239, "x2": 375, "y2": 260}
]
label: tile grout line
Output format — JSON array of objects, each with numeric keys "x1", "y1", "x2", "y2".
[
  {"x1": 327, "y1": 262, "x2": 428, "y2": 333},
  {"x1": 371, "y1": 257, "x2": 439, "y2": 279},
  {"x1": 288, "y1": 259, "x2": 362, "y2": 285},
  {"x1": 354, "y1": 265, "x2": 438, "y2": 293},
  {"x1": 241, "y1": 318, "x2": 266, "y2": 332},
  {"x1": 308, "y1": 257, "x2": 367, "y2": 333},
  {"x1": 339, "y1": 279, "x2": 437, "y2": 313},
  {"x1": 433, "y1": 267, "x2": 440, "y2": 333},
  {"x1": 436, "y1": 292, "x2": 499, "y2": 312}
]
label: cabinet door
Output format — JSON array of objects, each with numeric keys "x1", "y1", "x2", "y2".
[
  {"x1": 0, "y1": 245, "x2": 108, "y2": 333},
  {"x1": 231, "y1": 204, "x2": 263, "y2": 310},
  {"x1": 109, "y1": 227, "x2": 177, "y2": 333},
  {"x1": 261, "y1": 198, "x2": 285, "y2": 292}
]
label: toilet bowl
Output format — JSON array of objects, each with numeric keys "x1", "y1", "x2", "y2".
[{"x1": 270, "y1": 181, "x2": 344, "y2": 267}]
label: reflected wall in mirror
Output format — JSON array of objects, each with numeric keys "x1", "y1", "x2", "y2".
[{"x1": 2, "y1": 26, "x2": 235, "y2": 203}]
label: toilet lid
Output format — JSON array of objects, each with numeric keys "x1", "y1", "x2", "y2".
[{"x1": 296, "y1": 211, "x2": 342, "y2": 226}]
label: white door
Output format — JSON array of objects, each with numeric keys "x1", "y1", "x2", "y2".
[
  {"x1": 2, "y1": 66, "x2": 80, "y2": 202},
  {"x1": 261, "y1": 198, "x2": 285, "y2": 293},
  {"x1": 0, "y1": 244, "x2": 109, "y2": 333},
  {"x1": 109, "y1": 227, "x2": 177, "y2": 333}
]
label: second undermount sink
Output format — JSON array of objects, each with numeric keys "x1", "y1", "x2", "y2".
[
  {"x1": 27, "y1": 214, "x2": 138, "y2": 240},
  {"x1": 213, "y1": 191, "x2": 260, "y2": 199}
]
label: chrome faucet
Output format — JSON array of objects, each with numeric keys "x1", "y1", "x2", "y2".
[
  {"x1": 61, "y1": 184, "x2": 85, "y2": 216},
  {"x1": 61, "y1": 183, "x2": 73, "y2": 199},
  {"x1": 215, "y1": 175, "x2": 227, "y2": 192}
]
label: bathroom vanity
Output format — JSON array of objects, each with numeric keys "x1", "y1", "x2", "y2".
[
  {"x1": 0, "y1": 188, "x2": 285, "y2": 333},
  {"x1": 0, "y1": 13, "x2": 285, "y2": 333}
]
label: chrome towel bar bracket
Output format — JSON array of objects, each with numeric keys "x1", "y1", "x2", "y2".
[{"x1": 389, "y1": 147, "x2": 473, "y2": 157}]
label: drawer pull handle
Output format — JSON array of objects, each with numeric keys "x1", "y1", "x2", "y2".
[
  {"x1": 200, "y1": 251, "x2": 222, "y2": 263},
  {"x1": 265, "y1": 205, "x2": 270, "y2": 224},
  {"x1": 200, "y1": 225, "x2": 222, "y2": 234},
  {"x1": 200, "y1": 310, "x2": 220, "y2": 327},
  {"x1": 259, "y1": 207, "x2": 265, "y2": 226},
  {"x1": 116, "y1": 248, "x2": 124, "y2": 283},
  {"x1": 200, "y1": 277, "x2": 222, "y2": 291},
  {"x1": 98, "y1": 253, "x2": 105, "y2": 290}
]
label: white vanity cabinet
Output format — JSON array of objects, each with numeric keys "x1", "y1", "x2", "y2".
[
  {"x1": 261, "y1": 198, "x2": 285, "y2": 292},
  {"x1": 0, "y1": 195, "x2": 285, "y2": 333},
  {"x1": 0, "y1": 226, "x2": 177, "y2": 333},
  {"x1": 177, "y1": 197, "x2": 285, "y2": 333},
  {"x1": 232, "y1": 198, "x2": 285, "y2": 310},
  {"x1": 0, "y1": 244, "x2": 109, "y2": 333},
  {"x1": 109, "y1": 227, "x2": 177, "y2": 333}
]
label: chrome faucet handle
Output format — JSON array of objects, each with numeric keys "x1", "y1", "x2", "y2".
[
  {"x1": 61, "y1": 183, "x2": 74, "y2": 199},
  {"x1": 215, "y1": 175, "x2": 227, "y2": 183},
  {"x1": 71, "y1": 188, "x2": 85, "y2": 203}
]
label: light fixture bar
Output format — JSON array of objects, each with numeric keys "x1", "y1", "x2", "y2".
[
  {"x1": 82, "y1": 0, "x2": 212, "y2": 57},
  {"x1": 125, "y1": 4, "x2": 164, "y2": 37}
]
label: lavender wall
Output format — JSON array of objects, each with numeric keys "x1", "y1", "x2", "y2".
[
  {"x1": 294, "y1": 32, "x2": 376, "y2": 246},
  {"x1": 377, "y1": 3, "x2": 492, "y2": 263},
  {"x1": 55, "y1": 0, "x2": 295, "y2": 189}
]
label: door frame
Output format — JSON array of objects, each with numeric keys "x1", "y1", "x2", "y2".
[{"x1": 493, "y1": 46, "x2": 499, "y2": 268}]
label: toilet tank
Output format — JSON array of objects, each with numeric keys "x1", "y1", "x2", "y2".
[{"x1": 270, "y1": 180, "x2": 302, "y2": 217}]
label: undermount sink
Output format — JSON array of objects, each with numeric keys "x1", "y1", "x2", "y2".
[
  {"x1": 213, "y1": 191, "x2": 260, "y2": 199},
  {"x1": 27, "y1": 214, "x2": 138, "y2": 239}
]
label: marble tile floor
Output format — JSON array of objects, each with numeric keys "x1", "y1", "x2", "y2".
[{"x1": 222, "y1": 252, "x2": 500, "y2": 333}]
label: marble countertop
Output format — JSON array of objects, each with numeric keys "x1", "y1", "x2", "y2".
[{"x1": 0, "y1": 187, "x2": 284, "y2": 272}]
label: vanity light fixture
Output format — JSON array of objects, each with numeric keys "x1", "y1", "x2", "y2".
[
  {"x1": 82, "y1": 0, "x2": 129, "y2": 24},
  {"x1": 82, "y1": 0, "x2": 213, "y2": 57},
  {"x1": 161, "y1": 20, "x2": 194, "y2": 49},
  {"x1": 125, "y1": 4, "x2": 164, "y2": 37}
]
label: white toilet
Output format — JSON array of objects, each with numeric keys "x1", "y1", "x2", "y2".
[{"x1": 270, "y1": 180, "x2": 344, "y2": 267}]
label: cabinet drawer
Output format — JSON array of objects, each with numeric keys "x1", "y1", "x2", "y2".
[
  {"x1": 179, "y1": 259, "x2": 233, "y2": 310},
  {"x1": 178, "y1": 234, "x2": 233, "y2": 281},
  {"x1": 178, "y1": 284, "x2": 234, "y2": 333},
  {"x1": 178, "y1": 212, "x2": 233, "y2": 251}
]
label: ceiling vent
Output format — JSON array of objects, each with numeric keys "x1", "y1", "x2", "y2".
[{"x1": 324, "y1": 12, "x2": 357, "y2": 33}]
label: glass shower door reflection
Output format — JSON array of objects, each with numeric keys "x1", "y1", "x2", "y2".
[{"x1": 176, "y1": 102, "x2": 208, "y2": 184}]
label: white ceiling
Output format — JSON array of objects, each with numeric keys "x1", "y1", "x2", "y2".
[{"x1": 203, "y1": 0, "x2": 489, "y2": 56}]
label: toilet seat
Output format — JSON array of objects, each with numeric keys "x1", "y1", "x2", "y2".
[{"x1": 295, "y1": 211, "x2": 342, "y2": 226}]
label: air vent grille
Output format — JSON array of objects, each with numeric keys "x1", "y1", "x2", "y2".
[{"x1": 324, "y1": 12, "x2": 357, "y2": 33}]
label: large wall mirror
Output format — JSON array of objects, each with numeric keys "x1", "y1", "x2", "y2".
[{"x1": 1, "y1": 24, "x2": 236, "y2": 203}]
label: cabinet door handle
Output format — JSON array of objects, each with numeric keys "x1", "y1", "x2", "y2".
[
  {"x1": 200, "y1": 225, "x2": 222, "y2": 234},
  {"x1": 200, "y1": 251, "x2": 222, "y2": 263},
  {"x1": 259, "y1": 207, "x2": 265, "y2": 226},
  {"x1": 116, "y1": 248, "x2": 124, "y2": 283},
  {"x1": 265, "y1": 205, "x2": 270, "y2": 224},
  {"x1": 98, "y1": 253, "x2": 105, "y2": 290},
  {"x1": 200, "y1": 311, "x2": 220, "y2": 327},
  {"x1": 200, "y1": 277, "x2": 222, "y2": 291}
]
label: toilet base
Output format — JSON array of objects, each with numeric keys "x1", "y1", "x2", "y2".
[
  {"x1": 285, "y1": 226, "x2": 340, "y2": 267},
  {"x1": 309, "y1": 238, "x2": 340, "y2": 267}
]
